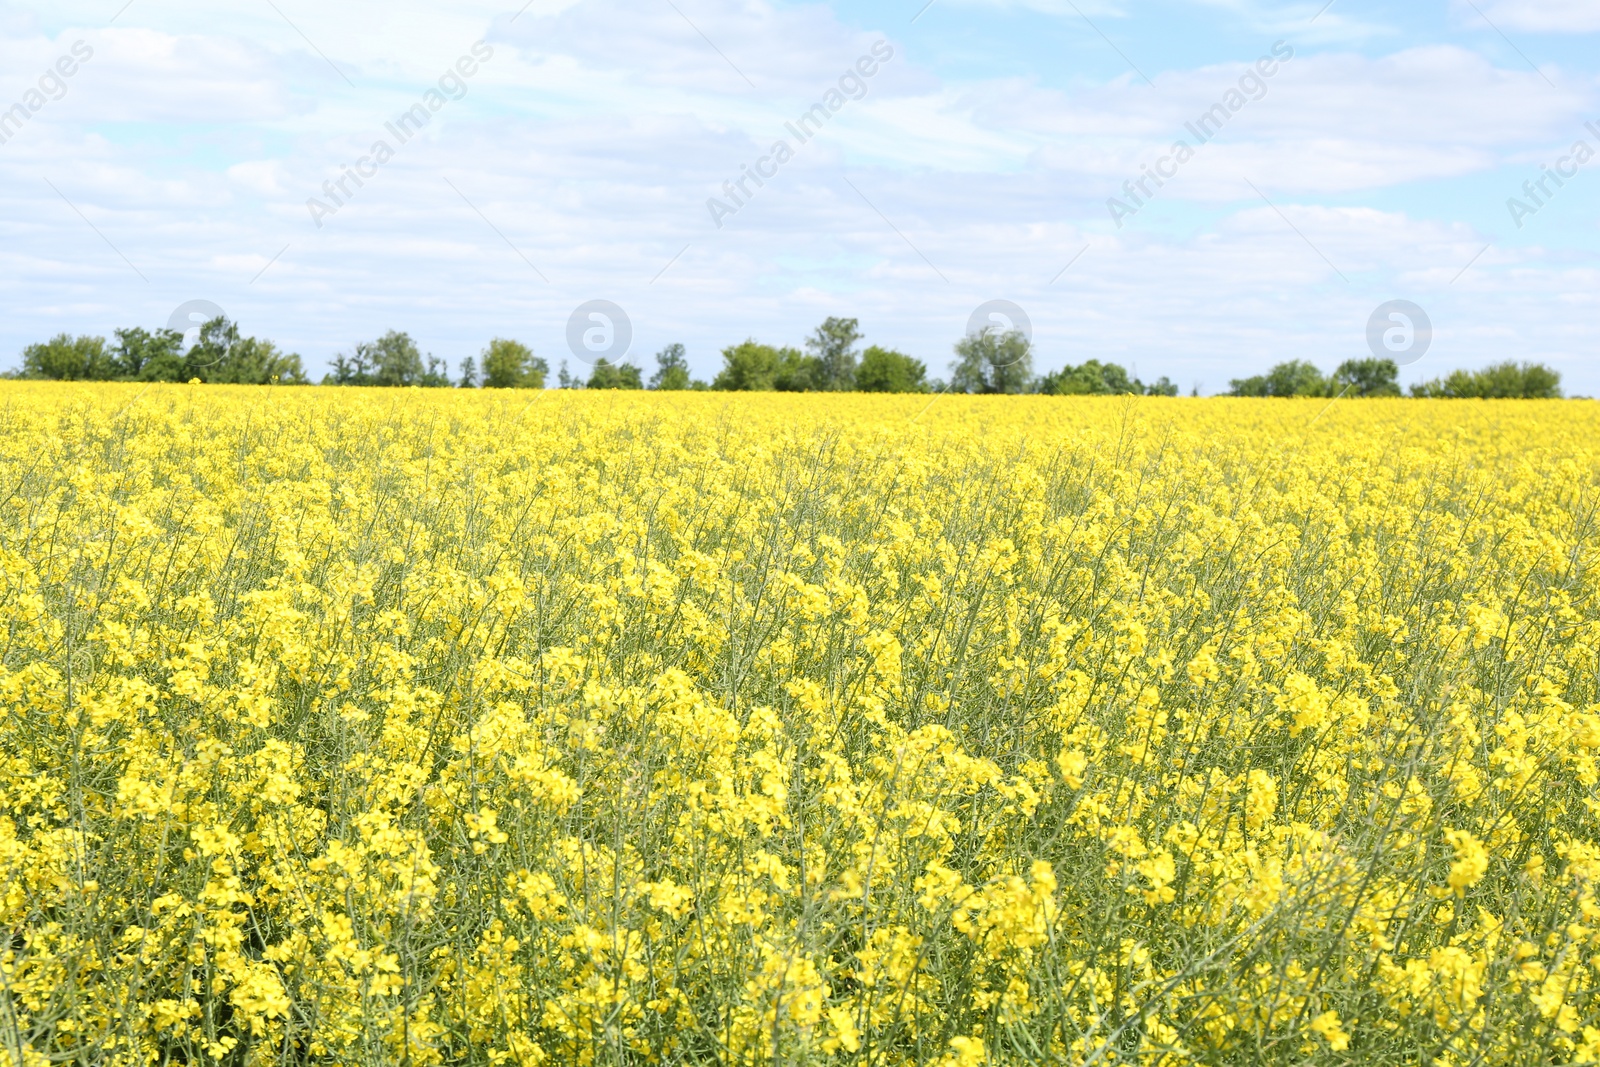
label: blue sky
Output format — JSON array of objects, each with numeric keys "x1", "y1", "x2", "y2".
[{"x1": 1, "y1": 0, "x2": 1595, "y2": 391}]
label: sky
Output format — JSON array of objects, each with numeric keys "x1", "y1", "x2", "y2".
[{"x1": 0, "y1": 0, "x2": 1596, "y2": 392}]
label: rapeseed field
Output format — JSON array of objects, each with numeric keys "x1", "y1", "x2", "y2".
[{"x1": 3, "y1": 384, "x2": 1599, "y2": 1065}]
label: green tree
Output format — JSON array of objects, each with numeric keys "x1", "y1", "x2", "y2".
[
  {"x1": 111, "y1": 327, "x2": 186, "y2": 381},
  {"x1": 1145, "y1": 376, "x2": 1179, "y2": 397},
  {"x1": 805, "y1": 317, "x2": 862, "y2": 391},
  {"x1": 187, "y1": 318, "x2": 308, "y2": 384},
  {"x1": 713, "y1": 341, "x2": 776, "y2": 391},
  {"x1": 1331, "y1": 358, "x2": 1400, "y2": 397},
  {"x1": 950, "y1": 329, "x2": 1033, "y2": 395},
  {"x1": 712, "y1": 341, "x2": 815, "y2": 391},
  {"x1": 367, "y1": 332, "x2": 425, "y2": 387},
  {"x1": 325, "y1": 348, "x2": 373, "y2": 386},
  {"x1": 418, "y1": 356, "x2": 452, "y2": 388},
  {"x1": 650, "y1": 344, "x2": 692, "y2": 390},
  {"x1": 1267, "y1": 360, "x2": 1328, "y2": 397},
  {"x1": 481, "y1": 339, "x2": 547, "y2": 389},
  {"x1": 1037, "y1": 360, "x2": 1141, "y2": 395},
  {"x1": 1513, "y1": 362, "x2": 1562, "y2": 398},
  {"x1": 1411, "y1": 361, "x2": 1562, "y2": 399},
  {"x1": 21, "y1": 333, "x2": 113, "y2": 380},
  {"x1": 1229, "y1": 360, "x2": 1328, "y2": 397},
  {"x1": 856, "y1": 345, "x2": 928, "y2": 393},
  {"x1": 325, "y1": 332, "x2": 421, "y2": 386},
  {"x1": 773, "y1": 348, "x2": 819, "y2": 392},
  {"x1": 587, "y1": 361, "x2": 644, "y2": 389},
  {"x1": 458, "y1": 357, "x2": 479, "y2": 388}
]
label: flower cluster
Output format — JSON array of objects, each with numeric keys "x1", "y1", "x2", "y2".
[{"x1": 2, "y1": 385, "x2": 1599, "y2": 1065}]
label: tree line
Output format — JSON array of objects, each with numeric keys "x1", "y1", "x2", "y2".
[
  {"x1": 1228, "y1": 358, "x2": 1563, "y2": 399},
  {"x1": 13, "y1": 319, "x2": 309, "y2": 384},
  {"x1": 9, "y1": 317, "x2": 1567, "y2": 398},
  {"x1": 5, "y1": 316, "x2": 1172, "y2": 394},
  {"x1": 699, "y1": 318, "x2": 1183, "y2": 396}
]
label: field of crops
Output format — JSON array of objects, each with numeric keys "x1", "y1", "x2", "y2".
[{"x1": 2, "y1": 384, "x2": 1599, "y2": 1065}]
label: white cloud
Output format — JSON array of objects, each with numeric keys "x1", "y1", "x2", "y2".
[
  {"x1": 1, "y1": 0, "x2": 1597, "y2": 394},
  {"x1": 1474, "y1": 0, "x2": 1600, "y2": 33},
  {"x1": 227, "y1": 159, "x2": 289, "y2": 196},
  {"x1": 70, "y1": 29, "x2": 297, "y2": 123},
  {"x1": 996, "y1": 45, "x2": 1593, "y2": 195}
]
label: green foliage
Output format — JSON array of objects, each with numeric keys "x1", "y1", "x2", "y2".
[
  {"x1": 855, "y1": 345, "x2": 928, "y2": 393},
  {"x1": 480, "y1": 339, "x2": 547, "y2": 389},
  {"x1": 1229, "y1": 360, "x2": 1328, "y2": 398},
  {"x1": 1264, "y1": 359, "x2": 1328, "y2": 397},
  {"x1": 805, "y1": 317, "x2": 862, "y2": 391},
  {"x1": 111, "y1": 327, "x2": 187, "y2": 382},
  {"x1": 650, "y1": 344, "x2": 692, "y2": 391},
  {"x1": 1038, "y1": 360, "x2": 1143, "y2": 396},
  {"x1": 23, "y1": 320, "x2": 307, "y2": 385},
  {"x1": 1411, "y1": 361, "x2": 1562, "y2": 399},
  {"x1": 1331, "y1": 358, "x2": 1401, "y2": 397},
  {"x1": 187, "y1": 319, "x2": 310, "y2": 384},
  {"x1": 372, "y1": 332, "x2": 423, "y2": 387},
  {"x1": 712, "y1": 341, "x2": 773, "y2": 391},
  {"x1": 1037, "y1": 362, "x2": 1177, "y2": 396},
  {"x1": 950, "y1": 329, "x2": 1032, "y2": 395},
  {"x1": 10, "y1": 320, "x2": 1575, "y2": 402},
  {"x1": 325, "y1": 331, "x2": 452, "y2": 388},
  {"x1": 419, "y1": 356, "x2": 453, "y2": 388},
  {"x1": 709, "y1": 318, "x2": 864, "y2": 392},
  {"x1": 22, "y1": 334, "x2": 113, "y2": 381},
  {"x1": 773, "y1": 350, "x2": 821, "y2": 392},
  {"x1": 712, "y1": 341, "x2": 817, "y2": 392},
  {"x1": 587, "y1": 360, "x2": 644, "y2": 390}
]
